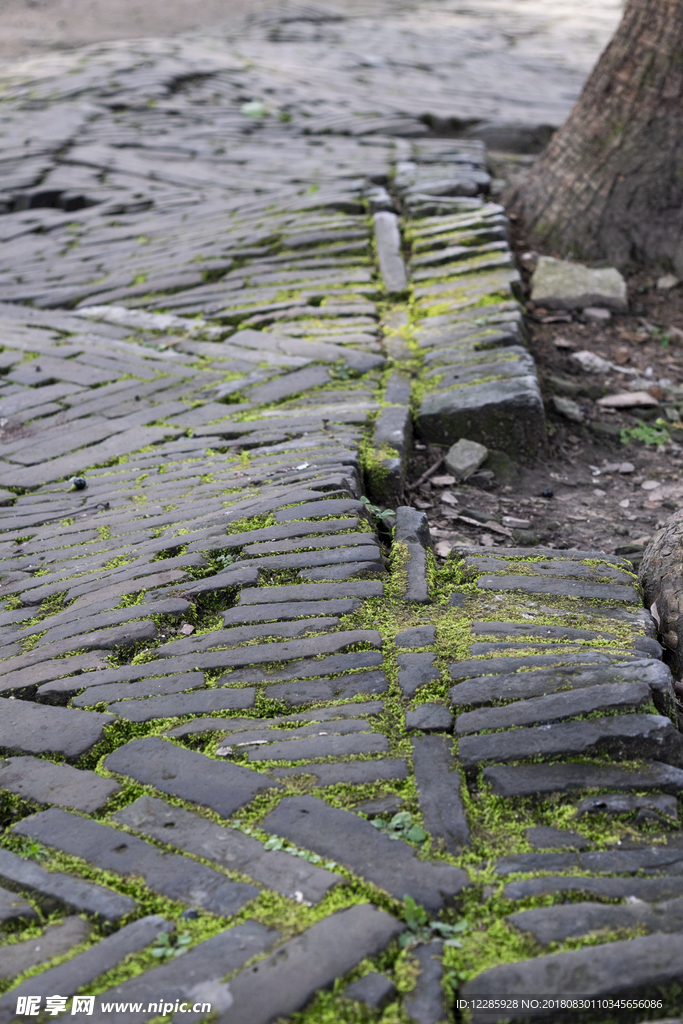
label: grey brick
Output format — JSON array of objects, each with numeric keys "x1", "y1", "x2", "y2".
[
  {"x1": 261, "y1": 795, "x2": 468, "y2": 910},
  {"x1": 0, "y1": 916, "x2": 89, "y2": 981},
  {"x1": 483, "y1": 761, "x2": 683, "y2": 798},
  {"x1": 459, "y1": 714, "x2": 683, "y2": 771},
  {"x1": 412, "y1": 735, "x2": 469, "y2": 851},
  {"x1": 0, "y1": 756, "x2": 120, "y2": 812},
  {"x1": 247, "y1": 732, "x2": 388, "y2": 762},
  {"x1": 14, "y1": 809, "x2": 258, "y2": 916},
  {"x1": 93, "y1": 921, "x2": 278, "y2": 1024},
  {"x1": 0, "y1": 917, "x2": 172, "y2": 1024},
  {"x1": 269, "y1": 760, "x2": 409, "y2": 786},
  {"x1": 0, "y1": 848, "x2": 135, "y2": 922},
  {"x1": 461, "y1": 932, "x2": 683, "y2": 1021},
  {"x1": 239, "y1": 580, "x2": 383, "y2": 604},
  {"x1": 106, "y1": 687, "x2": 255, "y2": 722},
  {"x1": 0, "y1": 700, "x2": 114, "y2": 761},
  {"x1": 105, "y1": 737, "x2": 277, "y2": 818},
  {"x1": 215, "y1": 905, "x2": 403, "y2": 1024},
  {"x1": 454, "y1": 681, "x2": 652, "y2": 735},
  {"x1": 113, "y1": 796, "x2": 340, "y2": 904},
  {"x1": 0, "y1": 885, "x2": 38, "y2": 927},
  {"x1": 403, "y1": 941, "x2": 445, "y2": 1024},
  {"x1": 398, "y1": 653, "x2": 440, "y2": 697}
]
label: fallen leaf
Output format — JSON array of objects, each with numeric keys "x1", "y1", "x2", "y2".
[{"x1": 434, "y1": 540, "x2": 453, "y2": 558}]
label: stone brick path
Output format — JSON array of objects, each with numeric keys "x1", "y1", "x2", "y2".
[{"x1": 0, "y1": 31, "x2": 681, "y2": 1024}]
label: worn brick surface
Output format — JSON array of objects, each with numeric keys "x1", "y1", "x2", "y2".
[{"x1": 0, "y1": 35, "x2": 673, "y2": 1020}]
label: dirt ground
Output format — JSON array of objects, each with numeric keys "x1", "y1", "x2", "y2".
[{"x1": 409, "y1": 228, "x2": 683, "y2": 568}]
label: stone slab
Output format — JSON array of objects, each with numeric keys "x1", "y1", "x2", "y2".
[
  {"x1": 406, "y1": 704, "x2": 454, "y2": 732},
  {"x1": 454, "y1": 680, "x2": 652, "y2": 735},
  {"x1": 72, "y1": 672, "x2": 206, "y2": 707},
  {"x1": 246, "y1": 732, "x2": 388, "y2": 762},
  {"x1": 398, "y1": 653, "x2": 440, "y2": 697},
  {"x1": 396, "y1": 626, "x2": 436, "y2": 648},
  {"x1": 459, "y1": 714, "x2": 683, "y2": 770},
  {"x1": 106, "y1": 687, "x2": 255, "y2": 722},
  {"x1": 344, "y1": 972, "x2": 397, "y2": 1008},
  {"x1": 265, "y1": 669, "x2": 388, "y2": 705},
  {"x1": 154, "y1": 618, "x2": 342, "y2": 656},
  {"x1": 526, "y1": 827, "x2": 590, "y2": 851},
  {"x1": 93, "y1": 921, "x2": 278, "y2": 1024},
  {"x1": 105, "y1": 737, "x2": 278, "y2": 818},
  {"x1": 495, "y1": 852, "x2": 578, "y2": 875},
  {"x1": 412, "y1": 735, "x2": 470, "y2": 852},
  {"x1": 0, "y1": 651, "x2": 109, "y2": 696},
  {"x1": 462, "y1": 933, "x2": 683, "y2": 1022},
  {"x1": 374, "y1": 212, "x2": 408, "y2": 294},
  {"x1": 484, "y1": 761, "x2": 683, "y2": 797},
  {"x1": 261, "y1": 795, "x2": 468, "y2": 911},
  {"x1": 273, "y1": 498, "x2": 369, "y2": 523},
  {"x1": 449, "y1": 651, "x2": 638, "y2": 684},
  {"x1": 395, "y1": 507, "x2": 431, "y2": 603},
  {"x1": 218, "y1": 652, "x2": 384, "y2": 687},
  {"x1": 576, "y1": 793, "x2": 679, "y2": 820},
  {"x1": 0, "y1": 916, "x2": 172, "y2": 1024},
  {"x1": 417, "y1": 376, "x2": 546, "y2": 460},
  {"x1": 472, "y1": 621, "x2": 615, "y2": 641},
  {"x1": 0, "y1": 847, "x2": 135, "y2": 921},
  {"x1": 113, "y1": 796, "x2": 340, "y2": 904},
  {"x1": 0, "y1": 756, "x2": 120, "y2": 812},
  {"x1": 299, "y1": 560, "x2": 385, "y2": 581},
  {"x1": 449, "y1": 659, "x2": 675, "y2": 716},
  {"x1": 216, "y1": 905, "x2": 403, "y2": 1024},
  {"x1": 221, "y1": 598, "x2": 361, "y2": 627},
  {"x1": 0, "y1": 700, "x2": 114, "y2": 761},
  {"x1": 403, "y1": 940, "x2": 446, "y2": 1024},
  {"x1": 508, "y1": 896, "x2": 683, "y2": 946},
  {"x1": 14, "y1": 808, "x2": 258, "y2": 917},
  {"x1": 0, "y1": 884, "x2": 38, "y2": 927},
  {"x1": 476, "y1": 572, "x2": 640, "y2": 602},
  {"x1": 505, "y1": 875, "x2": 683, "y2": 901},
  {"x1": 239, "y1": 580, "x2": 383, "y2": 604},
  {"x1": 270, "y1": 759, "x2": 408, "y2": 787},
  {"x1": 0, "y1": 915, "x2": 89, "y2": 981},
  {"x1": 171, "y1": 700, "x2": 384, "y2": 736}
]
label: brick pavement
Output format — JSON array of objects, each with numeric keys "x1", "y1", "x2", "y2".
[{"x1": 0, "y1": 34, "x2": 679, "y2": 1024}]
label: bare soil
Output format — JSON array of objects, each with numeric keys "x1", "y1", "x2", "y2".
[{"x1": 409, "y1": 227, "x2": 683, "y2": 566}]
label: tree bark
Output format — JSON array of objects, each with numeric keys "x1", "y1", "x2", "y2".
[
  {"x1": 510, "y1": 0, "x2": 683, "y2": 274},
  {"x1": 640, "y1": 513, "x2": 683, "y2": 677}
]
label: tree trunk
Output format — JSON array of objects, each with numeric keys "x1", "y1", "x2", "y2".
[
  {"x1": 640, "y1": 512, "x2": 683, "y2": 677},
  {"x1": 510, "y1": 0, "x2": 683, "y2": 274}
]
